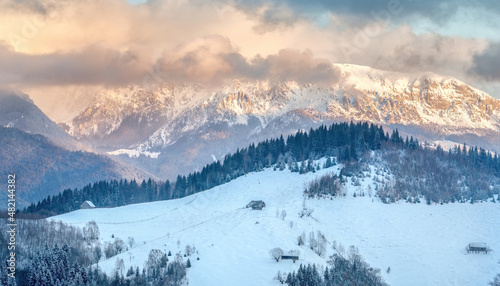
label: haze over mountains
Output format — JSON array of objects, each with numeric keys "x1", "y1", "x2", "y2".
[
  {"x1": 0, "y1": 88, "x2": 81, "y2": 150},
  {"x1": 0, "y1": 88, "x2": 155, "y2": 207}
]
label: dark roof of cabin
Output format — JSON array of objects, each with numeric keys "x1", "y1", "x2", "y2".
[
  {"x1": 246, "y1": 200, "x2": 266, "y2": 208},
  {"x1": 469, "y1": 242, "x2": 487, "y2": 248},
  {"x1": 81, "y1": 201, "x2": 95, "y2": 208}
]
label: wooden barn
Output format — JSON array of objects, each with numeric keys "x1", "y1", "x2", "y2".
[
  {"x1": 246, "y1": 200, "x2": 266, "y2": 210},
  {"x1": 281, "y1": 255, "x2": 299, "y2": 263},
  {"x1": 80, "y1": 201, "x2": 96, "y2": 209},
  {"x1": 467, "y1": 242, "x2": 490, "y2": 254}
]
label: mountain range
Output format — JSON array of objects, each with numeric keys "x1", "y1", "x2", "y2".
[
  {"x1": 3, "y1": 63, "x2": 500, "y2": 205},
  {"x1": 62, "y1": 64, "x2": 500, "y2": 179}
]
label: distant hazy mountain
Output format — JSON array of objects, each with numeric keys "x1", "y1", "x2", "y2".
[
  {"x1": 0, "y1": 126, "x2": 154, "y2": 208},
  {"x1": 0, "y1": 89, "x2": 156, "y2": 207},
  {"x1": 0, "y1": 87, "x2": 87, "y2": 151},
  {"x1": 66, "y1": 64, "x2": 500, "y2": 179}
]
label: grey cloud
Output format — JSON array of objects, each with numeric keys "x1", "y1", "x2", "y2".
[
  {"x1": 0, "y1": 44, "x2": 150, "y2": 86},
  {"x1": 0, "y1": 36, "x2": 340, "y2": 87},
  {"x1": 371, "y1": 34, "x2": 473, "y2": 72},
  {"x1": 265, "y1": 49, "x2": 340, "y2": 84},
  {"x1": 230, "y1": 0, "x2": 500, "y2": 29},
  {"x1": 324, "y1": 25, "x2": 488, "y2": 82},
  {"x1": 157, "y1": 35, "x2": 340, "y2": 86},
  {"x1": 470, "y1": 42, "x2": 500, "y2": 81},
  {"x1": 0, "y1": 0, "x2": 68, "y2": 15}
]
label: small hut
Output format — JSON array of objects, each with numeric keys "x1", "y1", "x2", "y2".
[
  {"x1": 246, "y1": 200, "x2": 266, "y2": 210},
  {"x1": 281, "y1": 255, "x2": 299, "y2": 263},
  {"x1": 467, "y1": 242, "x2": 490, "y2": 254},
  {"x1": 80, "y1": 201, "x2": 96, "y2": 209}
]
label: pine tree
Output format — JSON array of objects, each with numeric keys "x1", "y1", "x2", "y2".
[
  {"x1": 374, "y1": 131, "x2": 381, "y2": 150},
  {"x1": 324, "y1": 157, "x2": 332, "y2": 168}
]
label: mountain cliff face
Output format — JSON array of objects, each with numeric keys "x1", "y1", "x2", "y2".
[
  {"x1": 66, "y1": 64, "x2": 500, "y2": 179},
  {"x1": 70, "y1": 86, "x2": 172, "y2": 149}
]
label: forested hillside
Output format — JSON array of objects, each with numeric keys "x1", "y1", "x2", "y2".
[
  {"x1": 23, "y1": 121, "x2": 500, "y2": 217},
  {"x1": 0, "y1": 219, "x2": 187, "y2": 286},
  {"x1": 0, "y1": 127, "x2": 151, "y2": 207}
]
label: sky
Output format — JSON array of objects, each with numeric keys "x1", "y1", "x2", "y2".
[{"x1": 0, "y1": 0, "x2": 499, "y2": 115}]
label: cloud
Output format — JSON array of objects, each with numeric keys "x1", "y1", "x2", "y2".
[
  {"x1": 0, "y1": 36, "x2": 340, "y2": 87},
  {"x1": 339, "y1": 26, "x2": 488, "y2": 78},
  {"x1": 0, "y1": 43, "x2": 151, "y2": 86},
  {"x1": 231, "y1": 0, "x2": 500, "y2": 30},
  {"x1": 0, "y1": 0, "x2": 497, "y2": 97},
  {"x1": 0, "y1": 0, "x2": 65, "y2": 15},
  {"x1": 470, "y1": 42, "x2": 500, "y2": 81},
  {"x1": 156, "y1": 35, "x2": 340, "y2": 85}
]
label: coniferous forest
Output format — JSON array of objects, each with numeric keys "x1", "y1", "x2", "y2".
[
  {"x1": 0, "y1": 219, "x2": 187, "y2": 286},
  {"x1": 283, "y1": 254, "x2": 387, "y2": 286},
  {"x1": 21, "y1": 121, "x2": 500, "y2": 217},
  {"x1": 22, "y1": 122, "x2": 386, "y2": 216}
]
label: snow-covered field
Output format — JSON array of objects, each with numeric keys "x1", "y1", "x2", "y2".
[{"x1": 53, "y1": 163, "x2": 500, "y2": 286}]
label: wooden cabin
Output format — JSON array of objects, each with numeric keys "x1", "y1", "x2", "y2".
[
  {"x1": 281, "y1": 255, "x2": 299, "y2": 263},
  {"x1": 246, "y1": 200, "x2": 266, "y2": 210},
  {"x1": 467, "y1": 242, "x2": 490, "y2": 254},
  {"x1": 80, "y1": 201, "x2": 96, "y2": 209}
]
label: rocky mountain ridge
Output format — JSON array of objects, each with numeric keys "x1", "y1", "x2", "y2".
[{"x1": 65, "y1": 64, "x2": 500, "y2": 178}]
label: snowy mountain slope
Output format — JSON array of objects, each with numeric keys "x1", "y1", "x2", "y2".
[
  {"x1": 53, "y1": 162, "x2": 500, "y2": 286},
  {"x1": 69, "y1": 64, "x2": 500, "y2": 144},
  {"x1": 65, "y1": 64, "x2": 500, "y2": 179}
]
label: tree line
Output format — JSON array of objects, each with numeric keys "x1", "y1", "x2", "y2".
[
  {"x1": 373, "y1": 142, "x2": 500, "y2": 204},
  {"x1": 22, "y1": 122, "x2": 387, "y2": 216},
  {"x1": 0, "y1": 219, "x2": 188, "y2": 286},
  {"x1": 280, "y1": 246, "x2": 387, "y2": 286},
  {"x1": 21, "y1": 121, "x2": 500, "y2": 216}
]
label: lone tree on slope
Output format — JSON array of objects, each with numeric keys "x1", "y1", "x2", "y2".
[{"x1": 270, "y1": 248, "x2": 284, "y2": 262}]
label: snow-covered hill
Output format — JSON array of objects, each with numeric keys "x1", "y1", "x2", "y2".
[
  {"x1": 53, "y1": 161, "x2": 500, "y2": 286},
  {"x1": 65, "y1": 64, "x2": 500, "y2": 179}
]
